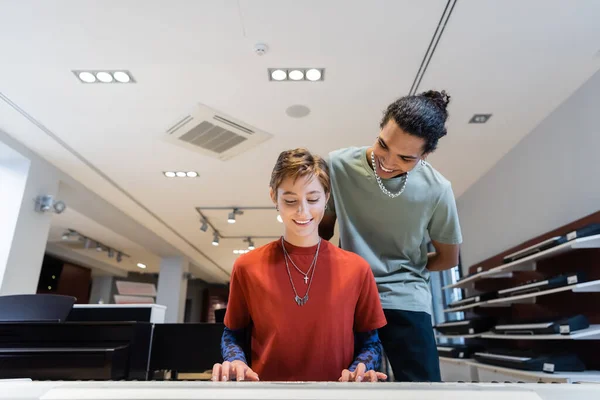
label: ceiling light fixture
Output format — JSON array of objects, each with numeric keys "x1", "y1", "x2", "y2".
[
  {"x1": 212, "y1": 232, "x2": 220, "y2": 246},
  {"x1": 137, "y1": 263, "x2": 147, "y2": 269},
  {"x1": 469, "y1": 114, "x2": 492, "y2": 124},
  {"x1": 246, "y1": 237, "x2": 255, "y2": 250},
  {"x1": 72, "y1": 70, "x2": 135, "y2": 84},
  {"x1": 78, "y1": 72, "x2": 96, "y2": 83},
  {"x1": 164, "y1": 171, "x2": 198, "y2": 178},
  {"x1": 288, "y1": 70, "x2": 304, "y2": 81},
  {"x1": 96, "y1": 72, "x2": 113, "y2": 83},
  {"x1": 113, "y1": 71, "x2": 131, "y2": 83},
  {"x1": 306, "y1": 69, "x2": 322, "y2": 81},
  {"x1": 269, "y1": 68, "x2": 325, "y2": 82},
  {"x1": 271, "y1": 69, "x2": 287, "y2": 81},
  {"x1": 200, "y1": 219, "x2": 208, "y2": 232},
  {"x1": 228, "y1": 208, "x2": 243, "y2": 224}
]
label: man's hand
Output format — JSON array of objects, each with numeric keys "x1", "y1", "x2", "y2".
[
  {"x1": 339, "y1": 362, "x2": 387, "y2": 382},
  {"x1": 212, "y1": 360, "x2": 259, "y2": 382},
  {"x1": 426, "y1": 240, "x2": 460, "y2": 271}
]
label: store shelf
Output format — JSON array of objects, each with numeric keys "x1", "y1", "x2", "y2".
[
  {"x1": 438, "y1": 358, "x2": 600, "y2": 383},
  {"x1": 443, "y1": 234, "x2": 600, "y2": 290},
  {"x1": 444, "y1": 279, "x2": 600, "y2": 313},
  {"x1": 486, "y1": 279, "x2": 600, "y2": 304},
  {"x1": 473, "y1": 361, "x2": 600, "y2": 384},
  {"x1": 436, "y1": 332, "x2": 487, "y2": 339},
  {"x1": 439, "y1": 356, "x2": 473, "y2": 365},
  {"x1": 443, "y1": 273, "x2": 513, "y2": 290},
  {"x1": 480, "y1": 325, "x2": 600, "y2": 341}
]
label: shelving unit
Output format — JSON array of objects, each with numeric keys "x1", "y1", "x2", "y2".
[
  {"x1": 443, "y1": 234, "x2": 600, "y2": 290},
  {"x1": 443, "y1": 279, "x2": 600, "y2": 313},
  {"x1": 437, "y1": 217, "x2": 600, "y2": 384}
]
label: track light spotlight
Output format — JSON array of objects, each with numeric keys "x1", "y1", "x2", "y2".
[
  {"x1": 227, "y1": 208, "x2": 243, "y2": 224},
  {"x1": 35, "y1": 195, "x2": 66, "y2": 214},
  {"x1": 212, "y1": 233, "x2": 220, "y2": 246},
  {"x1": 200, "y1": 219, "x2": 208, "y2": 232}
]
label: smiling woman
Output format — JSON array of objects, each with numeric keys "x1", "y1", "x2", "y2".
[{"x1": 211, "y1": 148, "x2": 388, "y2": 383}]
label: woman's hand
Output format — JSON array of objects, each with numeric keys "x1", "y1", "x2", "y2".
[
  {"x1": 339, "y1": 362, "x2": 387, "y2": 382},
  {"x1": 212, "y1": 360, "x2": 260, "y2": 382}
]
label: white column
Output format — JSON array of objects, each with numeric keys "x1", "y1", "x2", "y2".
[
  {"x1": 0, "y1": 142, "x2": 59, "y2": 295},
  {"x1": 89, "y1": 276, "x2": 114, "y2": 304},
  {"x1": 156, "y1": 256, "x2": 189, "y2": 323}
]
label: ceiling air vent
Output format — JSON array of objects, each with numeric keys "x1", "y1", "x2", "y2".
[{"x1": 164, "y1": 104, "x2": 272, "y2": 160}]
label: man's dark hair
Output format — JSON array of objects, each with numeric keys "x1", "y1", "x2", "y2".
[{"x1": 380, "y1": 90, "x2": 450, "y2": 154}]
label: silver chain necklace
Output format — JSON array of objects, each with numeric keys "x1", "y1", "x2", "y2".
[
  {"x1": 282, "y1": 243, "x2": 317, "y2": 284},
  {"x1": 281, "y1": 237, "x2": 321, "y2": 306},
  {"x1": 371, "y1": 150, "x2": 409, "y2": 198}
]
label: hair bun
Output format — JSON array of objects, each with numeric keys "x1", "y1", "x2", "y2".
[{"x1": 421, "y1": 90, "x2": 450, "y2": 114}]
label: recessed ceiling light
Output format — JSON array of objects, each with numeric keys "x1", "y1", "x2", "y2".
[
  {"x1": 469, "y1": 114, "x2": 492, "y2": 124},
  {"x1": 137, "y1": 263, "x2": 147, "y2": 269},
  {"x1": 164, "y1": 171, "x2": 198, "y2": 178},
  {"x1": 96, "y1": 72, "x2": 113, "y2": 83},
  {"x1": 288, "y1": 70, "x2": 304, "y2": 81},
  {"x1": 271, "y1": 69, "x2": 287, "y2": 81},
  {"x1": 113, "y1": 71, "x2": 131, "y2": 83},
  {"x1": 78, "y1": 71, "x2": 96, "y2": 83},
  {"x1": 72, "y1": 70, "x2": 135, "y2": 84},
  {"x1": 306, "y1": 69, "x2": 322, "y2": 81},
  {"x1": 269, "y1": 68, "x2": 324, "y2": 82},
  {"x1": 233, "y1": 250, "x2": 239, "y2": 254}
]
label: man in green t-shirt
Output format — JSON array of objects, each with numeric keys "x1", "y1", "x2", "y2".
[{"x1": 319, "y1": 90, "x2": 462, "y2": 382}]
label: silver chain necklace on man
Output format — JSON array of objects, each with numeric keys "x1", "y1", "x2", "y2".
[
  {"x1": 371, "y1": 150, "x2": 409, "y2": 198},
  {"x1": 281, "y1": 237, "x2": 321, "y2": 306}
]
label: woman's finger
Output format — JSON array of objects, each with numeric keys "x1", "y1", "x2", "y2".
[
  {"x1": 211, "y1": 363, "x2": 222, "y2": 382},
  {"x1": 233, "y1": 362, "x2": 246, "y2": 382},
  {"x1": 245, "y1": 367, "x2": 260, "y2": 381},
  {"x1": 339, "y1": 369, "x2": 352, "y2": 382},
  {"x1": 363, "y1": 370, "x2": 377, "y2": 382},
  {"x1": 221, "y1": 361, "x2": 231, "y2": 381},
  {"x1": 353, "y1": 363, "x2": 366, "y2": 382},
  {"x1": 375, "y1": 372, "x2": 388, "y2": 381}
]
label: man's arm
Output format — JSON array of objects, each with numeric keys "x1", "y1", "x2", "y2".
[
  {"x1": 319, "y1": 213, "x2": 337, "y2": 241},
  {"x1": 426, "y1": 239, "x2": 460, "y2": 271}
]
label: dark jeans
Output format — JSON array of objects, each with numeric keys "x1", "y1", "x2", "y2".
[{"x1": 378, "y1": 309, "x2": 441, "y2": 382}]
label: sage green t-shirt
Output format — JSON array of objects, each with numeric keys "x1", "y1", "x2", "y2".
[{"x1": 326, "y1": 146, "x2": 462, "y2": 314}]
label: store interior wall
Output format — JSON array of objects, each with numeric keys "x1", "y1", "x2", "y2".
[{"x1": 457, "y1": 69, "x2": 600, "y2": 271}]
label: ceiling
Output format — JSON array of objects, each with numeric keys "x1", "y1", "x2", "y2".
[{"x1": 1, "y1": 0, "x2": 599, "y2": 283}]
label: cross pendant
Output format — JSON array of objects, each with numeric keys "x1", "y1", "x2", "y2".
[{"x1": 304, "y1": 276, "x2": 308, "y2": 284}]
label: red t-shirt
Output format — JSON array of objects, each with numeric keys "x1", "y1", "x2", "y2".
[{"x1": 224, "y1": 238, "x2": 386, "y2": 381}]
